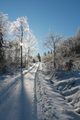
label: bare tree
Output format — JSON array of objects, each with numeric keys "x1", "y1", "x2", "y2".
[{"x1": 43, "y1": 30, "x2": 62, "y2": 69}]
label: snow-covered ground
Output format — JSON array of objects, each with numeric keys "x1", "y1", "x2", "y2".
[
  {"x1": 36, "y1": 63, "x2": 80, "y2": 120},
  {"x1": 0, "y1": 62, "x2": 80, "y2": 120}
]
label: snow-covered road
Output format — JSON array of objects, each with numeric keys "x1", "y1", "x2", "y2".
[
  {"x1": 0, "y1": 62, "x2": 80, "y2": 120},
  {"x1": 0, "y1": 63, "x2": 39, "y2": 120}
]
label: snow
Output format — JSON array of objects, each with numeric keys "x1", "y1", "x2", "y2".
[
  {"x1": 36, "y1": 63, "x2": 80, "y2": 120},
  {"x1": 0, "y1": 62, "x2": 80, "y2": 120}
]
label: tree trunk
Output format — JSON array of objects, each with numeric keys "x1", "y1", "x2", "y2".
[{"x1": 53, "y1": 43, "x2": 56, "y2": 69}]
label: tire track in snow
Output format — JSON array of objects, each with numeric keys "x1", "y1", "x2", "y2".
[
  {"x1": 0, "y1": 63, "x2": 37, "y2": 105},
  {"x1": 32, "y1": 63, "x2": 40, "y2": 120},
  {"x1": 0, "y1": 63, "x2": 38, "y2": 120},
  {"x1": 0, "y1": 76, "x2": 21, "y2": 105}
]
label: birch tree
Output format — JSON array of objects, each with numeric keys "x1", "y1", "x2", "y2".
[
  {"x1": 9, "y1": 16, "x2": 29, "y2": 67},
  {"x1": 9, "y1": 16, "x2": 29, "y2": 37},
  {"x1": 9, "y1": 16, "x2": 38, "y2": 67}
]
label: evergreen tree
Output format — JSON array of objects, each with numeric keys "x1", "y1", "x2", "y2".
[
  {"x1": 0, "y1": 20, "x2": 4, "y2": 63},
  {"x1": 48, "y1": 51, "x2": 50, "y2": 54},
  {"x1": 0, "y1": 12, "x2": 9, "y2": 73},
  {"x1": 37, "y1": 53, "x2": 41, "y2": 62},
  {"x1": 44, "y1": 52, "x2": 46, "y2": 56}
]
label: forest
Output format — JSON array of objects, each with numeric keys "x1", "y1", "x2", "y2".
[
  {"x1": 1, "y1": 11, "x2": 80, "y2": 74},
  {"x1": 0, "y1": 12, "x2": 39, "y2": 74}
]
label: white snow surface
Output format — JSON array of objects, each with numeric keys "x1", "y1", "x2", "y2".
[{"x1": 0, "y1": 62, "x2": 80, "y2": 120}]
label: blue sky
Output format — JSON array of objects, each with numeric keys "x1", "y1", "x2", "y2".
[{"x1": 1, "y1": 0, "x2": 80, "y2": 56}]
